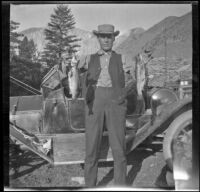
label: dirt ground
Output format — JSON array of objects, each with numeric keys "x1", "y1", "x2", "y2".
[{"x1": 6, "y1": 141, "x2": 175, "y2": 190}]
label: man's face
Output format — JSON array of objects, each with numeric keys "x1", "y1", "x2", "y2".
[{"x1": 97, "y1": 34, "x2": 115, "y2": 52}]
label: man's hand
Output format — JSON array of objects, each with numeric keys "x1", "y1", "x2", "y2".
[
  {"x1": 140, "y1": 51, "x2": 153, "y2": 64},
  {"x1": 142, "y1": 45, "x2": 155, "y2": 62},
  {"x1": 115, "y1": 96, "x2": 125, "y2": 105},
  {"x1": 71, "y1": 54, "x2": 80, "y2": 66}
]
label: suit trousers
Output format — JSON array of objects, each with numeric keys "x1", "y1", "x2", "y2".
[{"x1": 84, "y1": 86, "x2": 127, "y2": 187}]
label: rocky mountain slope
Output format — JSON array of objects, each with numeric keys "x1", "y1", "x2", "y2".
[
  {"x1": 113, "y1": 27, "x2": 145, "y2": 50},
  {"x1": 20, "y1": 27, "x2": 145, "y2": 57},
  {"x1": 115, "y1": 12, "x2": 192, "y2": 59},
  {"x1": 19, "y1": 11, "x2": 192, "y2": 87},
  {"x1": 113, "y1": 12, "x2": 192, "y2": 86},
  {"x1": 20, "y1": 27, "x2": 47, "y2": 53},
  {"x1": 20, "y1": 27, "x2": 100, "y2": 56},
  {"x1": 20, "y1": 12, "x2": 192, "y2": 59}
]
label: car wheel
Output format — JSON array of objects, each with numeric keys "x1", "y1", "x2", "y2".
[{"x1": 163, "y1": 110, "x2": 192, "y2": 171}]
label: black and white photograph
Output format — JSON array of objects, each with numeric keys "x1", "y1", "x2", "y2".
[{"x1": 4, "y1": 1, "x2": 199, "y2": 190}]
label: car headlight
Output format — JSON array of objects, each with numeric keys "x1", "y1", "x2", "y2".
[{"x1": 150, "y1": 88, "x2": 179, "y2": 116}]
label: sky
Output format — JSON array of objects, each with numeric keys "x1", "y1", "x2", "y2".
[{"x1": 10, "y1": 3, "x2": 192, "y2": 34}]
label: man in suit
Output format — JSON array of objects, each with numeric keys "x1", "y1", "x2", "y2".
[{"x1": 78, "y1": 24, "x2": 135, "y2": 188}]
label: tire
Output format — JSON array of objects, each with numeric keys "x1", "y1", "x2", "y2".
[{"x1": 163, "y1": 110, "x2": 192, "y2": 171}]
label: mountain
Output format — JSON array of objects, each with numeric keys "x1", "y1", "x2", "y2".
[
  {"x1": 114, "y1": 12, "x2": 192, "y2": 86},
  {"x1": 19, "y1": 27, "x2": 145, "y2": 57},
  {"x1": 115, "y1": 12, "x2": 192, "y2": 59},
  {"x1": 145, "y1": 12, "x2": 192, "y2": 59},
  {"x1": 69, "y1": 28, "x2": 100, "y2": 56},
  {"x1": 113, "y1": 27, "x2": 145, "y2": 49},
  {"x1": 20, "y1": 27, "x2": 47, "y2": 53},
  {"x1": 146, "y1": 12, "x2": 192, "y2": 86},
  {"x1": 20, "y1": 11, "x2": 192, "y2": 60},
  {"x1": 19, "y1": 12, "x2": 192, "y2": 87},
  {"x1": 20, "y1": 27, "x2": 100, "y2": 56}
]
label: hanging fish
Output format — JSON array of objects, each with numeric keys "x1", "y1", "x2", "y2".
[
  {"x1": 135, "y1": 53, "x2": 146, "y2": 97},
  {"x1": 68, "y1": 54, "x2": 80, "y2": 100},
  {"x1": 134, "y1": 51, "x2": 152, "y2": 114}
]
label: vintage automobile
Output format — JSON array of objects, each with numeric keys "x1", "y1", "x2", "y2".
[{"x1": 9, "y1": 65, "x2": 192, "y2": 188}]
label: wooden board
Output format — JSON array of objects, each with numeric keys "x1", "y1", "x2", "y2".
[{"x1": 53, "y1": 133, "x2": 113, "y2": 165}]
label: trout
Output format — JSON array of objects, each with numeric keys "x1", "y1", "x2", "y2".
[
  {"x1": 134, "y1": 51, "x2": 152, "y2": 114},
  {"x1": 68, "y1": 54, "x2": 80, "y2": 100},
  {"x1": 135, "y1": 53, "x2": 147, "y2": 97}
]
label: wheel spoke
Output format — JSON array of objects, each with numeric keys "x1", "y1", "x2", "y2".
[
  {"x1": 163, "y1": 110, "x2": 192, "y2": 171},
  {"x1": 175, "y1": 140, "x2": 191, "y2": 145},
  {"x1": 179, "y1": 128, "x2": 192, "y2": 139}
]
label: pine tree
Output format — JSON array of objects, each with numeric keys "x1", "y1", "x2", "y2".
[
  {"x1": 18, "y1": 36, "x2": 37, "y2": 61},
  {"x1": 10, "y1": 56, "x2": 42, "y2": 96},
  {"x1": 29, "y1": 39, "x2": 38, "y2": 61},
  {"x1": 12, "y1": 35, "x2": 42, "y2": 88},
  {"x1": 10, "y1": 21, "x2": 43, "y2": 96},
  {"x1": 10, "y1": 20, "x2": 23, "y2": 60},
  {"x1": 42, "y1": 4, "x2": 80, "y2": 68}
]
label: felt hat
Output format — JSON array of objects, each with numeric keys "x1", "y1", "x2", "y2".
[{"x1": 93, "y1": 24, "x2": 120, "y2": 36}]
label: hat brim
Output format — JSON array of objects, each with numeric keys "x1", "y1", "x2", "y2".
[{"x1": 93, "y1": 30, "x2": 120, "y2": 36}]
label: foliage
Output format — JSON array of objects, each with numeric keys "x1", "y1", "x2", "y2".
[
  {"x1": 10, "y1": 20, "x2": 23, "y2": 60},
  {"x1": 10, "y1": 21, "x2": 43, "y2": 96},
  {"x1": 41, "y1": 4, "x2": 80, "y2": 68},
  {"x1": 10, "y1": 56, "x2": 43, "y2": 96},
  {"x1": 18, "y1": 36, "x2": 37, "y2": 61}
]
